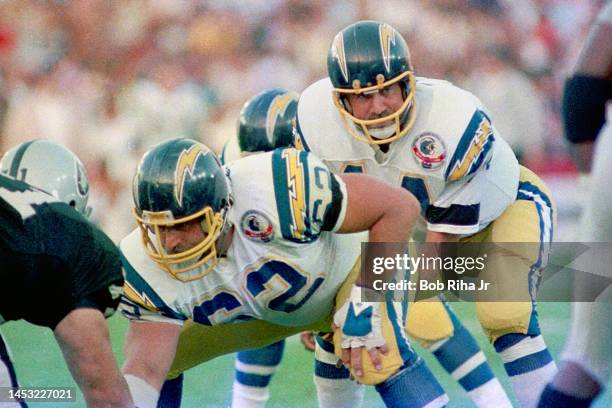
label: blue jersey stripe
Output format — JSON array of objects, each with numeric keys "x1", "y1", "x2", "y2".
[
  {"x1": 119, "y1": 251, "x2": 185, "y2": 320},
  {"x1": 294, "y1": 115, "x2": 311, "y2": 151},
  {"x1": 445, "y1": 110, "x2": 495, "y2": 181}
]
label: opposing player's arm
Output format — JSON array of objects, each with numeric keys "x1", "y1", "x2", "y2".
[
  {"x1": 54, "y1": 309, "x2": 134, "y2": 408},
  {"x1": 122, "y1": 320, "x2": 182, "y2": 408},
  {"x1": 563, "y1": 4, "x2": 612, "y2": 170}
]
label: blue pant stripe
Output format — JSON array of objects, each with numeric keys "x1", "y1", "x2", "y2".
[
  {"x1": 237, "y1": 340, "x2": 285, "y2": 366},
  {"x1": 385, "y1": 292, "x2": 416, "y2": 365},
  {"x1": 504, "y1": 349, "x2": 553, "y2": 376},
  {"x1": 458, "y1": 362, "x2": 495, "y2": 391},
  {"x1": 235, "y1": 372, "x2": 273, "y2": 388},
  {"x1": 314, "y1": 360, "x2": 350, "y2": 379}
]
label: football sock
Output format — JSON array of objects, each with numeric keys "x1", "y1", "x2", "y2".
[
  {"x1": 495, "y1": 333, "x2": 557, "y2": 408},
  {"x1": 375, "y1": 358, "x2": 449, "y2": 408},
  {"x1": 428, "y1": 306, "x2": 512, "y2": 407},
  {"x1": 232, "y1": 340, "x2": 285, "y2": 408}
]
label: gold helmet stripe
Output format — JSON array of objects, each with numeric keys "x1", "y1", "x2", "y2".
[
  {"x1": 266, "y1": 93, "x2": 296, "y2": 145},
  {"x1": 175, "y1": 144, "x2": 209, "y2": 206},
  {"x1": 331, "y1": 32, "x2": 349, "y2": 84},
  {"x1": 379, "y1": 23, "x2": 396, "y2": 73}
]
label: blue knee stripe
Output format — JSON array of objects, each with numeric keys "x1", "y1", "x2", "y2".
[
  {"x1": 493, "y1": 333, "x2": 526, "y2": 352},
  {"x1": 236, "y1": 372, "x2": 273, "y2": 388},
  {"x1": 237, "y1": 340, "x2": 285, "y2": 366},
  {"x1": 376, "y1": 358, "x2": 446, "y2": 408},
  {"x1": 314, "y1": 360, "x2": 350, "y2": 379},
  {"x1": 504, "y1": 349, "x2": 553, "y2": 376},
  {"x1": 459, "y1": 362, "x2": 495, "y2": 391}
]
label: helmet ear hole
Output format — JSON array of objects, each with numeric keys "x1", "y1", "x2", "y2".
[{"x1": 69, "y1": 200, "x2": 77, "y2": 208}]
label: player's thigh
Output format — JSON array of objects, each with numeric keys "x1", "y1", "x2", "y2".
[
  {"x1": 465, "y1": 178, "x2": 551, "y2": 342},
  {"x1": 168, "y1": 319, "x2": 324, "y2": 379}
]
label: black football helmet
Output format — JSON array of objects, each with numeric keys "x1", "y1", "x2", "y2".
[
  {"x1": 237, "y1": 88, "x2": 299, "y2": 154},
  {"x1": 132, "y1": 138, "x2": 231, "y2": 281},
  {"x1": 327, "y1": 20, "x2": 417, "y2": 144}
]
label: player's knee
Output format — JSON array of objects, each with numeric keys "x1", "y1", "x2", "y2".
[
  {"x1": 477, "y1": 301, "x2": 534, "y2": 343},
  {"x1": 406, "y1": 299, "x2": 454, "y2": 346}
]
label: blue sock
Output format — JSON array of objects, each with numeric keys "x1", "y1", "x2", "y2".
[
  {"x1": 431, "y1": 305, "x2": 497, "y2": 393},
  {"x1": 375, "y1": 358, "x2": 448, "y2": 408},
  {"x1": 495, "y1": 333, "x2": 557, "y2": 407},
  {"x1": 157, "y1": 373, "x2": 183, "y2": 408},
  {"x1": 538, "y1": 383, "x2": 596, "y2": 408},
  {"x1": 235, "y1": 340, "x2": 285, "y2": 387}
]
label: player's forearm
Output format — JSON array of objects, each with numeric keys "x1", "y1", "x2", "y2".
[
  {"x1": 122, "y1": 320, "x2": 181, "y2": 390},
  {"x1": 54, "y1": 309, "x2": 135, "y2": 407}
]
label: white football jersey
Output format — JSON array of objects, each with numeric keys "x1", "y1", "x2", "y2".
[
  {"x1": 295, "y1": 77, "x2": 519, "y2": 236},
  {"x1": 119, "y1": 149, "x2": 365, "y2": 327}
]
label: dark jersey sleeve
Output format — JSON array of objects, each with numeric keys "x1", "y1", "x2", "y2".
[{"x1": 0, "y1": 201, "x2": 124, "y2": 329}]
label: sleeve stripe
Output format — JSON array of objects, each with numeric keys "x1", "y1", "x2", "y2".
[
  {"x1": 119, "y1": 251, "x2": 185, "y2": 320},
  {"x1": 293, "y1": 115, "x2": 311, "y2": 152},
  {"x1": 445, "y1": 110, "x2": 495, "y2": 182},
  {"x1": 322, "y1": 174, "x2": 344, "y2": 231},
  {"x1": 272, "y1": 148, "x2": 311, "y2": 242}
]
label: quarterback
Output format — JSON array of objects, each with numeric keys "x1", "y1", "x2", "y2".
[
  {"x1": 294, "y1": 21, "x2": 556, "y2": 408},
  {"x1": 119, "y1": 138, "x2": 448, "y2": 407}
]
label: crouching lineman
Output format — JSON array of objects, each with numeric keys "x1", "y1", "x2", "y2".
[
  {"x1": 157, "y1": 88, "x2": 300, "y2": 408},
  {"x1": 293, "y1": 21, "x2": 557, "y2": 408},
  {"x1": 119, "y1": 138, "x2": 449, "y2": 408},
  {"x1": 0, "y1": 140, "x2": 133, "y2": 408}
]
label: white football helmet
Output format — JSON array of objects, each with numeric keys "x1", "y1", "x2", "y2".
[{"x1": 0, "y1": 140, "x2": 91, "y2": 217}]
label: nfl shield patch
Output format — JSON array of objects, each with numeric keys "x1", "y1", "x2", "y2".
[
  {"x1": 411, "y1": 132, "x2": 446, "y2": 170},
  {"x1": 240, "y1": 210, "x2": 274, "y2": 243}
]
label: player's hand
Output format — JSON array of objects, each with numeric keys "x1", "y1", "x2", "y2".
[
  {"x1": 332, "y1": 285, "x2": 388, "y2": 377},
  {"x1": 300, "y1": 331, "x2": 316, "y2": 352}
]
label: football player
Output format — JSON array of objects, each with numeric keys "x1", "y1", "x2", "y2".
[
  {"x1": 292, "y1": 21, "x2": 557, "y2": 408},
  {"x1": 119, "y1": 138, "x2": 449, "y2": 408},
  {"x1": 0, "y1": 140, "x2": 133, "y2": 407},
  {"x1": 158, "y1": 88, "x2": 300, "y2": 408},
  {"x1": 539, "y1": 3, "x2": 612, "y2": 407},
  {"x1": 227, "y1": 88, "x2": 299, "y2": 408}
]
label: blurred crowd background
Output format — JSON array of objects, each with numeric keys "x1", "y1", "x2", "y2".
[{"x1": 0, "y1": 0, "x2": 605, "y2": 241}]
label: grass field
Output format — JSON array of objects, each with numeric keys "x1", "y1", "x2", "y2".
[{"x1": 2, "y1": 302, "x2": 611, "y2": 407}]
